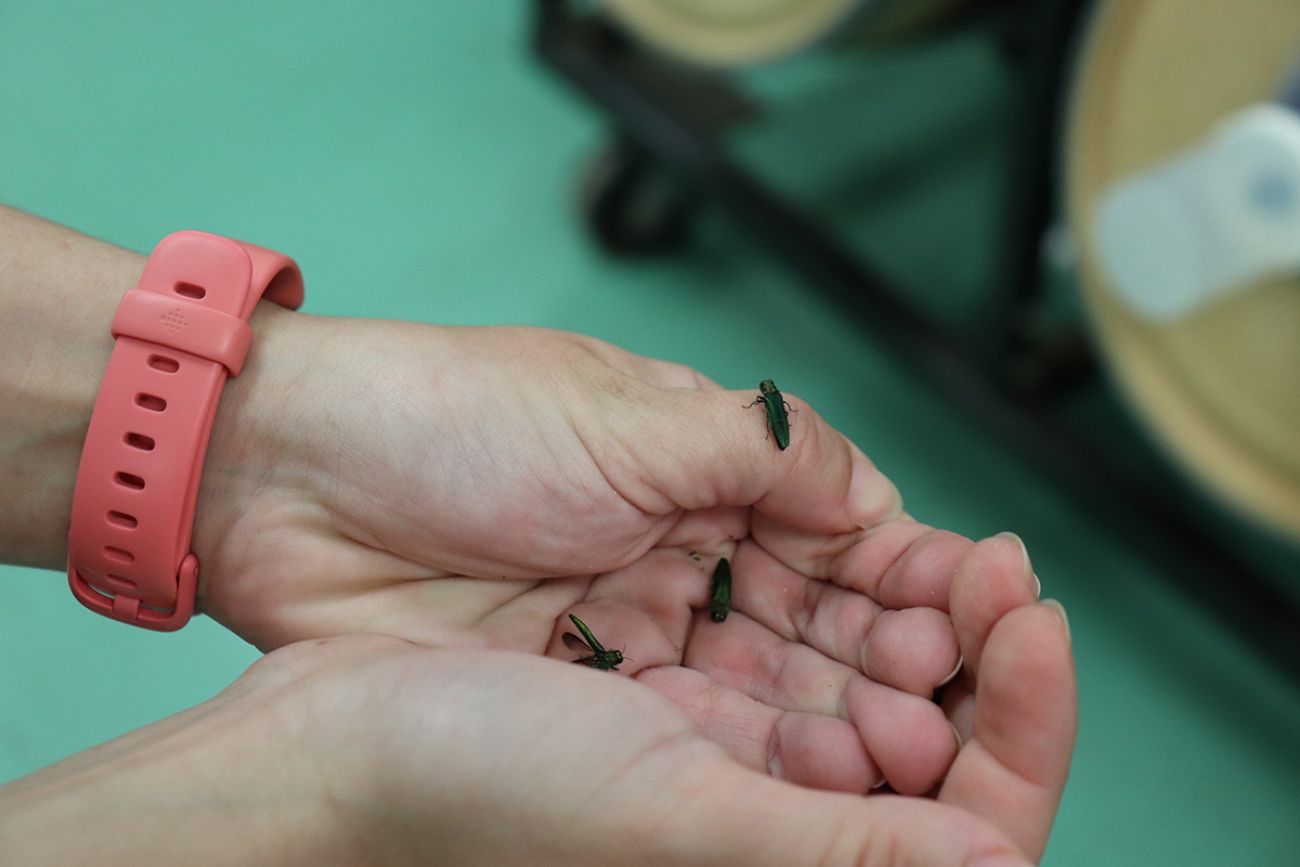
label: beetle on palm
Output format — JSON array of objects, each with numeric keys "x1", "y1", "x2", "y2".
[
  {"x1": 709, "y1": 558, "x2": 732, "y2": 623},
  {"x1": 563, "y1": 614, "x2": 625, "y2": 671}
]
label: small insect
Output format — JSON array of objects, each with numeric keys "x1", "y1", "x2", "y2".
[
  {"x1": 745, "y1": 379, "x2": 793, "y2": 450},
  {"x1": 563, "y1": 614, "x2": 625, "y2": 671},
  {"x1": 709, "y1": 557, "x2": 732, "y2": 622}
]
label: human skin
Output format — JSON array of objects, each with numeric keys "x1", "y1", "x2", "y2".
[
  {"x1": 0, "y1": 565, "x2": 1074, "y2": 866},
  {"x1": 0, "y1": 205, "x2": 1077, "y2": 862}
]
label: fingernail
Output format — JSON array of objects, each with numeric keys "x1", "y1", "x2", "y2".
[
  {"x1": 950, "y1": 721, "x2": 964, "y2": 749},
  {"x1": 938, "y1": 653, "x2": 963, "y2": 686},
  {"x1": 994, "y1": 531, "x2": 1038, "y2": 598},
  {"x1": 767, "y1": 750, "x2": 784, "y2": 782},
  {"x1": 1042, "y1": 599, "x2": 1071, "y2": 645},
  {"x1": 969, "y1": 854, "x2": 1034, "y2": 867}
]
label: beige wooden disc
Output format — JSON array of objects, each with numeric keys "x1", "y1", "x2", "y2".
[
  {"x1": 601, "y1": 0, "x2": 961, "y2": 66},
  {"x1": 1066, "y1": 0, "x2": 1300, "y2": 539}
]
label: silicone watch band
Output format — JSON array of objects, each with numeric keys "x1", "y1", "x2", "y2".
[{"x1": 67, "y1": 231, "x2": 303, "y2": 631}]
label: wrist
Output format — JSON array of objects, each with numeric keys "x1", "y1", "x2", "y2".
[
  {"x1": 0, "y1": 209, "x2": 316, "y2": 584},
  {"x1": 188, "y1": 304, "x2": 337, "y2": 620},
  {"x1": 0, "y1": 675, "x2": 353, "y2": 866},
  {"x1": 60, "y1": 229, "x2": 308, "y2": 629}
]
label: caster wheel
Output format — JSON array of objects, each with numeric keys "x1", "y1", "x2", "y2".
[{"x1": 580, "y1": 140, "x2": 693, "y2": 256}]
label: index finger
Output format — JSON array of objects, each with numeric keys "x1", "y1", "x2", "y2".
[{"x1": 938, "y1": 602, "x2": 1077, "y2": 861}]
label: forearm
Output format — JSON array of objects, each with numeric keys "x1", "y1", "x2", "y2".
[
  {"x1": 0, "y1": 206, "x2": 143, "y2": 567},
  {"x1": 0, "y1": 687, "x2": 354, "y2": 866}
]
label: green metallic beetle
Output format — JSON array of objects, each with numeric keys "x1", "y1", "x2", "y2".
[
  {"x1": 563, "y1": 614, "x2": 625, "y2": 671},
  {"x1": 709, "y1": 558, "x2": 732, "y2": 623},
  {"x1": 746, "y1": 379, "x2": 792, "y2": 450}
]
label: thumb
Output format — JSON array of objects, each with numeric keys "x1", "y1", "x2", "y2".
[
  {"x1": 615, "y1": 385, "x2": 902, "y2": 536},
  {"x1": 664, "y1": 768, "x2": 1031, "y2": 867}
]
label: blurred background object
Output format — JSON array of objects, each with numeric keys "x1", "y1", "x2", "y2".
[
  {"x1": 600, "y1": 0, "x2": 969, "y2": 66},
  {"x1": 2, "y1": 3, "x2": 1298, "y2": 865},
  {"x1": 1068, "y1": 0, "x2": 1300, "y2": 544},
  {"x1": 534, "y1": 0, "x2": 1300, "y2": 676}
]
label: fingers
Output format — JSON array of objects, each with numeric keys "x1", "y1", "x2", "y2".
[
  {"x1": 730, "y1": 539, "x2": 883, "y2": 658},
  {"x1": 845, "y1": 676, "x2": 961, "y2": 795},
  {"x1": 636, "y1": 665, "x2": 881, "y2": 793},
  {"x1": 915, "y1": 530, "x2": 1035, "y2": 746},
  {"x1": 939, "y1": 602, "x2": 1077, "y2": 862},
  {"x1": 864, "y1": 607, "x2": 962, "y2": 695},
  {"x1": 949, "y1": 533, "x2": 1040, "y2": 677},
  {"x1": 731, "y1": 538, "x2": 962, "y2": 693},
  {"x1": 836, "y1": 523, "x2": 976, "y2": 611},
  {"x1": 746, "y1": 518, "x2": 973, "y2": 611},
  {"x1": 685, "y1": 612, "x2": 958, "y2": 795},
  {"x1": 683, "y1": 611, "x2": 855, "y2": 716}
]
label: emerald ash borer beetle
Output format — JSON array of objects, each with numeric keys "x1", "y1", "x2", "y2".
[
  {"x1": 563, "y1": 614, "x2": 625, "y2": 671},
  {"x1": 709, "y1": 558, "x2": 732, "y2": 622},
  {"x1": 746, "y1": 379, "x2": 792, "y2": 450}
]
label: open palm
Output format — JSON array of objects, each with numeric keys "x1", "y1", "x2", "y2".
[
  {"x1": 239, "y1": 554, "x2": 1072, "y2": 866},
  {"x1": 194, "y1": 319, "x2": 1069, "y2": 808}
]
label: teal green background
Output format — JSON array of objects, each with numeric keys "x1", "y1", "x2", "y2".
[{"x1": 2, "y1": 3, "x2": 1297, "y2": 864}]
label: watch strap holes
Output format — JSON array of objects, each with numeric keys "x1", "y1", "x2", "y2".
[
  {"x1": 114, "y1": 471, "x2": 145, "y2": 491},
  {"x1": 147, "y1": 355, "x2": 179, "y2": 373},
  {"x1": 125, "y1": 432, "x2": 155, "y2": 451},
  {"x1": 135, "y1": 394, "x2": 166, "y2": 412},
  {"x1": 107, "y1": 511, "x2": 138, "y2": 529}
]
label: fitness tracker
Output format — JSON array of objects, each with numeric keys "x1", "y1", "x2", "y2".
[{"x1": 67, "y1": 231, "x2": 303, "y2": 631}]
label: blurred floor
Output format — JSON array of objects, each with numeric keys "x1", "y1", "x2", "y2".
[{"x1": 1, "y1": 3, "x2": 1297, "y2": 864}]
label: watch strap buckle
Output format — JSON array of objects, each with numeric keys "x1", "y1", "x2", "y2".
[{"x1": 68, "y1": 552, "x2": 198, "y2": 632}]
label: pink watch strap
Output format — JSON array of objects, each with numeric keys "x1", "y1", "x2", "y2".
[{"x1": 67, "y1": 231, "x2": 303, "y2": 631}]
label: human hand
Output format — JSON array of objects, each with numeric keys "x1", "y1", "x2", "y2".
[
  {"x1": 0, "y1": 210, "x2": 1063, "y2": 815},
  {"x1": 197, "y1": 315, "x2": 905, "y2": 649},
  {"x1": 2, "y1": 559, "x2": 1071, "y2": 867},
  {"x1": 309, "y1": 582, "x2": 1071, "y2": 867},
  {"x1": 196, "y1": 315, "x2": 1016, "y2": 794}
]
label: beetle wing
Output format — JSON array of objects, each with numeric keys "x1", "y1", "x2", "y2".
[
  {"x1": 568, "y1": 614, "x2": 608, "y2": 654},
  {"x1": 764, "y1": 397, "x2": 791, "y2": 450},
  {"x1": 563, "y1": 631, "x2": 591, "y2": 653},
  {"x1": 709, "y1": 558, "x2": 733, "y2": 619}
]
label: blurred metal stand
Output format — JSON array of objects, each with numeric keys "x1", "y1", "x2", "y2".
[{"x1": 531, "y1": 0, "x2": 1300, "y2": 678}]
